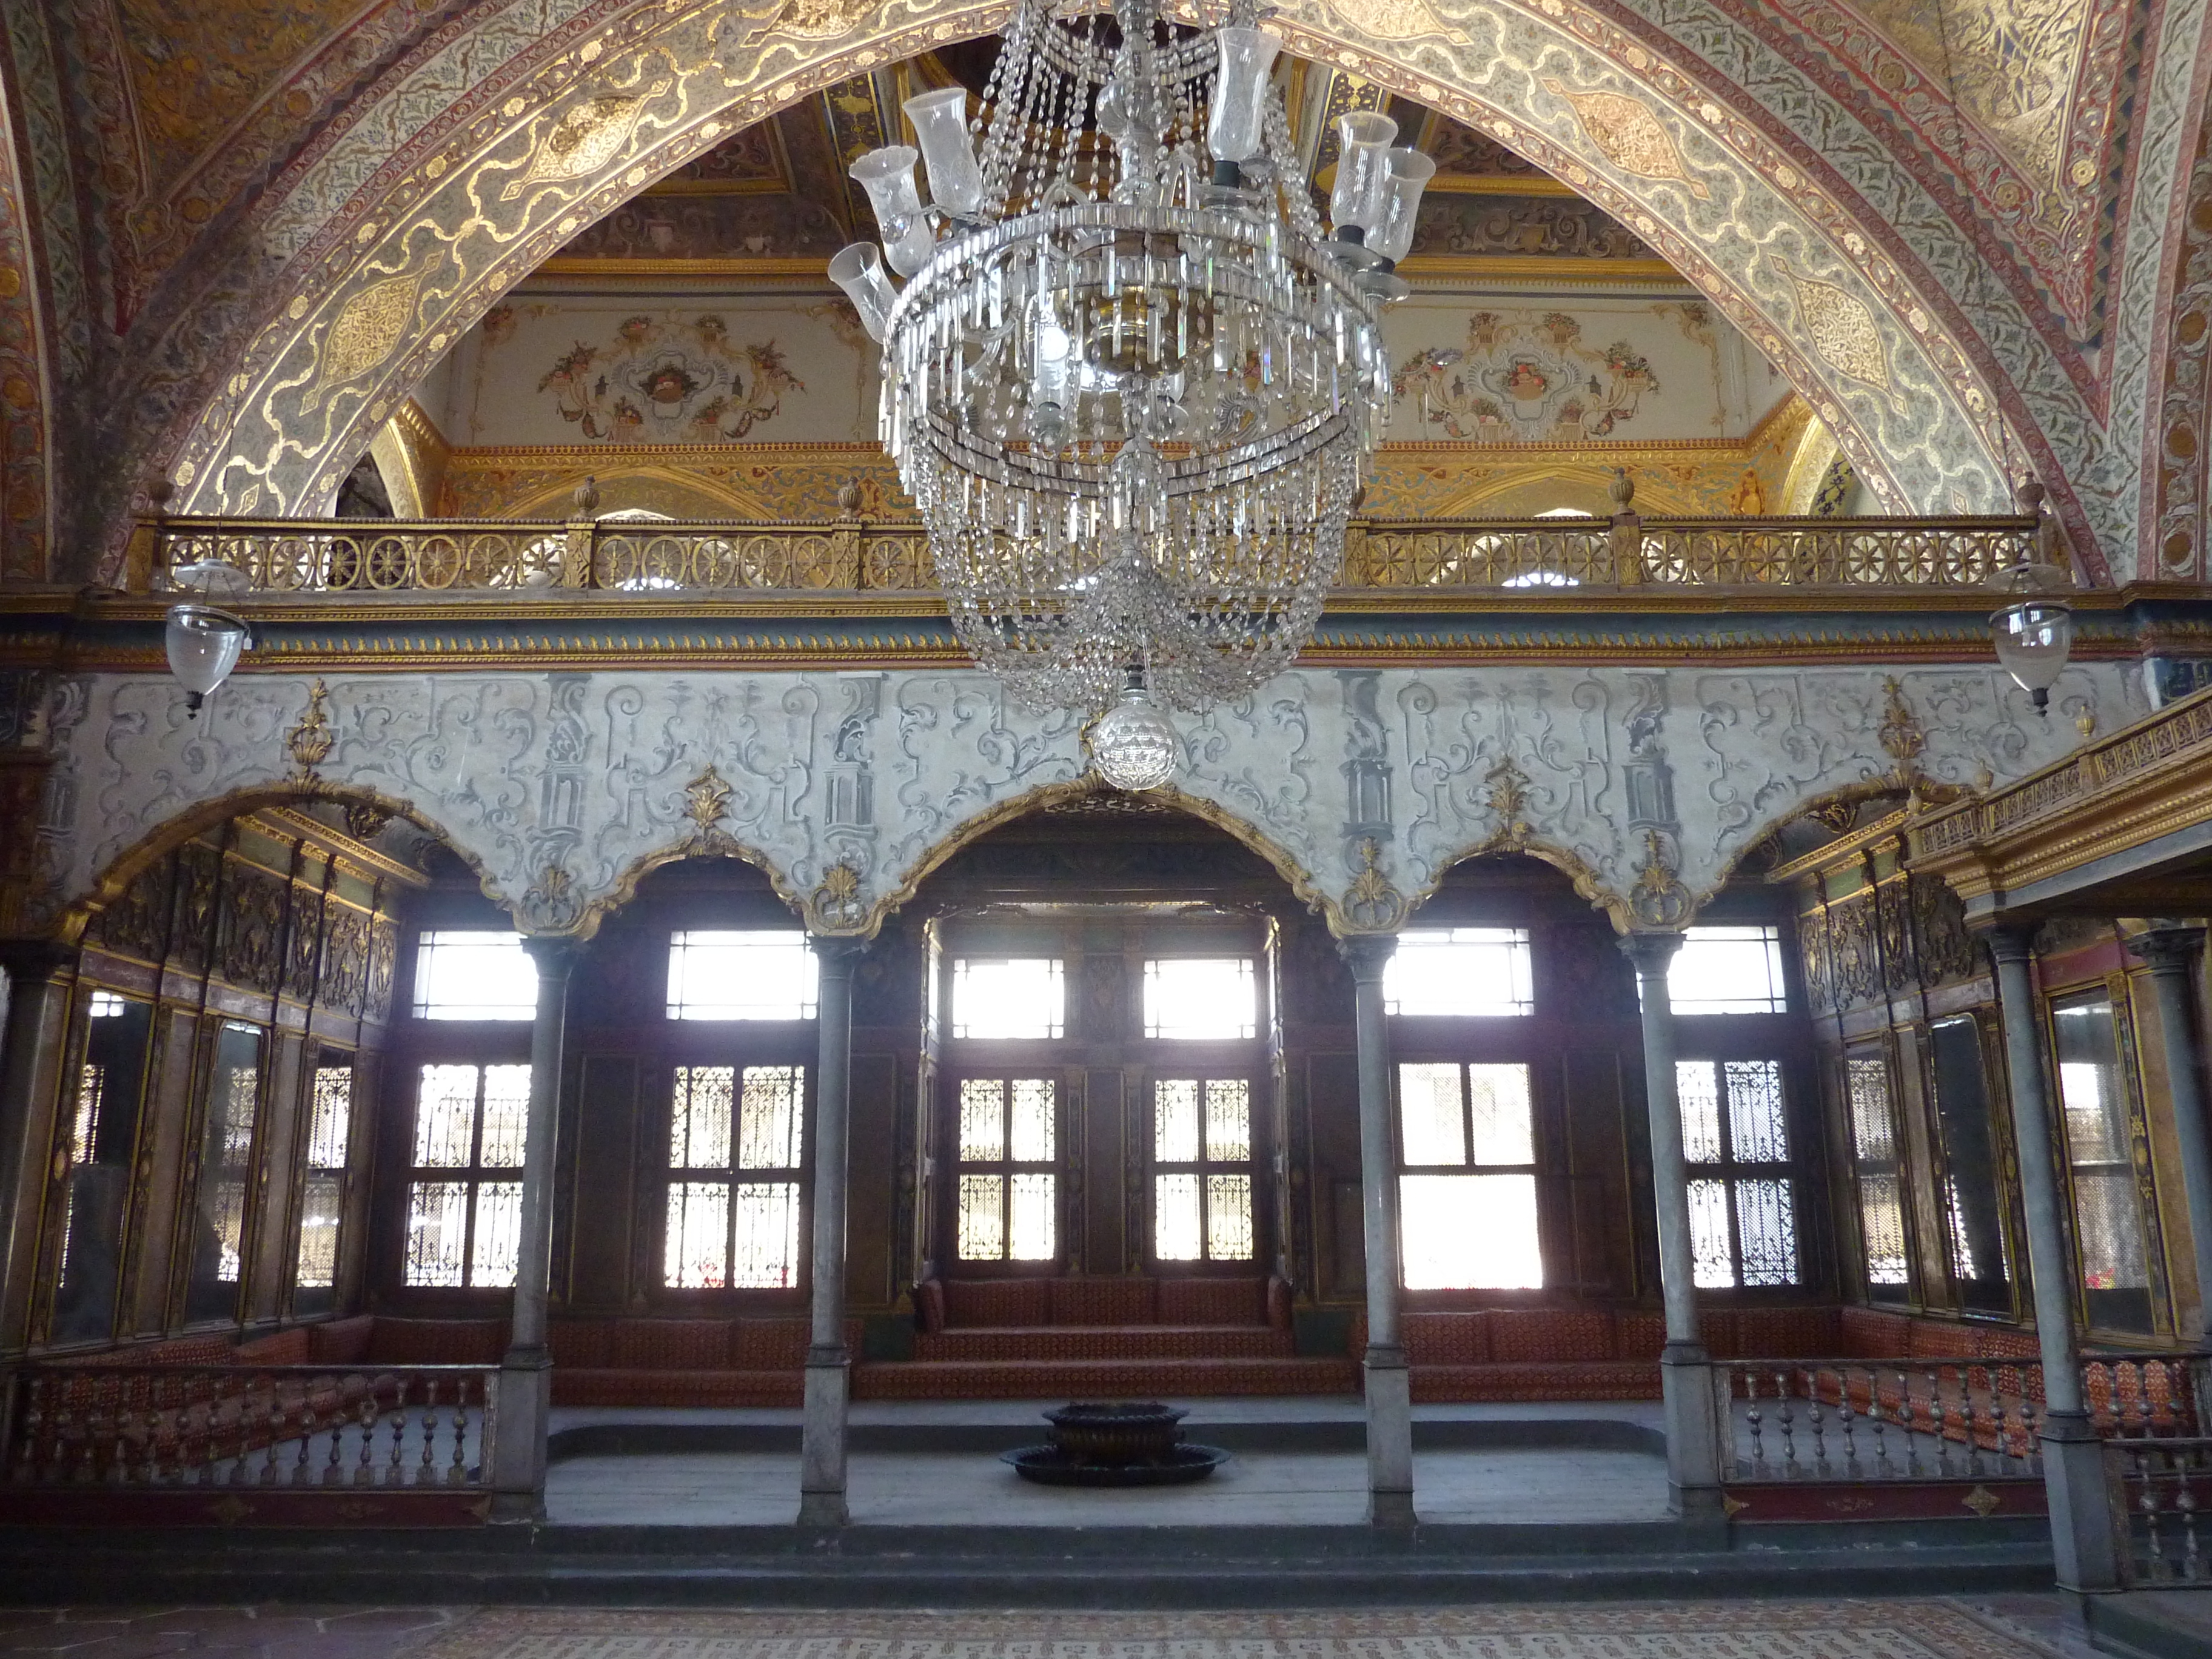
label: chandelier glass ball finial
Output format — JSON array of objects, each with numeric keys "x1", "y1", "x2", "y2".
[
  {"x1": 826, "y1": 0, "x2": 1424, "y2": 763},
  {"x1": 1088, "y1": 678, "x2": 1181, "y2": 792}
]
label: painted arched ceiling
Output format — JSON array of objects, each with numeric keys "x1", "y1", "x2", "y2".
[{"x1": 0, "y1": 0, "x2": 2197, "y2": 581}]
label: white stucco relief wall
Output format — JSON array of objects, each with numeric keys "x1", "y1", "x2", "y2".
[{"x1": 33, "y1": 662, "x2": 2138, "y2": 937}]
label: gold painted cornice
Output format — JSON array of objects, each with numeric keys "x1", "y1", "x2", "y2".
[{"x1": 1908, "y1": 688, "x2": 2212, "y2": 909}]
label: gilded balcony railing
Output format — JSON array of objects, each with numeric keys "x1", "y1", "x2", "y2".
[{"x1": 141, "y1": 511, "x2": 2043, "y2": 597}]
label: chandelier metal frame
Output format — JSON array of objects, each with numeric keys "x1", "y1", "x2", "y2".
[{"x1": 830, "y1": 0, "x2": 1429, "y2": 782}]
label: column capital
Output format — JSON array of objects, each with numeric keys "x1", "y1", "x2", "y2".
[
  {"x1": 1335, "y1": 933, "x2": 1397, "y2": 979},
  {"x1": 2128, "y1": 925, "x2": 2207, "y2": 974},
  {"x1": 0, "y1": 940, "x2": 78, "y2": 985},
  {"x1": 1617, "y1": 931, "x2": 1683, "y2": 974},
  {"x1": 1982, "y1": 922, "x2": 2037, "y2": 967},
  {"x1": 518, "y1": 934, "x2": 585, "y2": 977},
  {"x1": 809, "y1": 934, "x2": 871, "y2": 976}
]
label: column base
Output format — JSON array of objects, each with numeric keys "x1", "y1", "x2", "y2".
[
  {"x1": 1367, "y1": 1487, "x2": 1417, "y2": 1529},
  {"x1": 1658, "y1": 1346, "x2": 1724, "y2": 1524},
  {"x1": 488, "y1": 1357, "x2": 552, "y2": 1521},
  {"x1": 800, "y1": 1355, "x2": 853, "y2": 1528},
  {"x1": 1363, "y1": 1347, "x2": 1415, "y2": 1528},
  {"x1": 2042, "y1": 1411, "x2": 2121, "y2": 1594}
]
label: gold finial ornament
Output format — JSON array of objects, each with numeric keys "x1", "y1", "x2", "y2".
[{"x1": 285, "y1": 680, "x2": 335, "y2": 776}]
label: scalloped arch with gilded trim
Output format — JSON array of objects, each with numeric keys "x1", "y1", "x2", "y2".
[
  {"x1": 104, "y1": 0, "x2": 2110, "y2": 578},
  {"x1": 57, "y1": 779, "x2": 491, "y2": 945}
]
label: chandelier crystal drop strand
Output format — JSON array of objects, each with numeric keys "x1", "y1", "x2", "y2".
[{"x1": 830, "y1": 0, "x2": 1424, "y2": 784}]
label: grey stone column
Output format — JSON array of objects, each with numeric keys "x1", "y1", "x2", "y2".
[
  {"x1": 2130, "y1": 927, "x2": 2212, "y2": 1347},
  {"x1": 1338, "y1": 934, "x2": 1413, "y2": 1527},
  {"x1": 0, "y1": 944, "x2": 76, "y2": 1356},
  {"x1": 800, "y1": 936, "x2": 867, "y2": 1527},
  {"x1": 1620, "y1": 932, "x2": 1724, "y2": 1521},
  {"x1": 1988, "y1": 924, "x2": 2117, "y2": 1592},
  {"x1": 490, "y1": 934, "x2": 581, "y2": 1522}
]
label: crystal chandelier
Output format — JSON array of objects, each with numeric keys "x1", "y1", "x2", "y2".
[{"x1": 830, "y1": 0, "x2": 1426, "y2": 786}]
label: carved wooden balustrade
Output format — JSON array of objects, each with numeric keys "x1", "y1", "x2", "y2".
[
  {"x1": 1716, "y1": 1355, "x2": 2206, "y2": 1523},
  {"x1": 2110, "y1": 1436, "x2": 2212, "y2": 1585},
  {"x1": 139, "y1": 511, "x2": 2042, "y2": 595},
  {"x1": 0, "y1": 1362, "x2": 499, "y2": 1523}
]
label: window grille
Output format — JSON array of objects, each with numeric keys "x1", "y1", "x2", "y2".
[
  {"x1": 401, "y1": 1062, "x2": 532, "y2": 1287},
  {"x1": 1395, "y1": 1061, "x2": 1542, "y2": 1289},
  {"x1": 294, "y1": 1060, "x2": 353, "y2": 1292},
  {"x1": 663, "y1": 1064, "x2": 806, "y2": 1289},
  {"x1": 1843, "y1": 1047, "x2": 1909, "y2": 1294},
  {"x1": 1677, "y1": 1057, "x2": 1800, "y2": 1288},
  {"x1": 1152, "y1": 1077, "x2": 1256, "y2": 1262},
  {"x1": 954, "y1": 1076, "x2": 1058, "y2": 1262}
]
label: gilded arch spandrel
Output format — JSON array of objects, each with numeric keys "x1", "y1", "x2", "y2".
[{"x1": 147, "y1": 0, "x2": 2053, "y2": 552}]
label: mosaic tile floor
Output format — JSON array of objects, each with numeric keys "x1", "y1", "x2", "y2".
[{"x1": 0, "y1": 1603, "x2": 2102, "y2": 1659}]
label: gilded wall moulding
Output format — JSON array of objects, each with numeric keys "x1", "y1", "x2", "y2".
[
  {"x1": 110, "y1": 0, "x2": 2082, "y2": 588},
  {"x1": 26, "y1": 662, "x2": 2139, "y2": 947}
]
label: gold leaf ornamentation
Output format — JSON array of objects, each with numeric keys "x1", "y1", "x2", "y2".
[
  {"x1": 683, "y1": 765, "x2": 733, "y2": 836},
  {"x1": 500, "y1": 95, "x2": 657, "y2": 201},
  {"x1": 774, "y1": 0, "x2": 877, "y2": 41},
  {"x1": 304, "y1": 273, "x2": 420, "y2": 410},
  {"x1": 1878, "y1": 675, "x2": 1925, "y2": 768},
  {"x1": 1961, "y1": 1484, "x2": 2000, "y2": 1518},
  {"x1": 1484, "y1": 757, "x2": 1532, "y2": 850},
  {"x1": 1342, "y1": 837, "x2": 1406, "y2": 933},
  {"x1": 810, "y1": 859, "x2": 866, "y2": 931},
  {"x1": 1322, "y1": 0, "x2": 1471, "y2": 45},
  {"x1": 1540, "y1": 79, "x2": 1710, "y2": 201},
  {"x1": 285, "y1": 680, "x2": 335, "y2": 777},
  {"x1": 1629, "y1": 830, "x2": 1691, "y2": 928},
  {"x1": 1776, "y1": 261, "x2": 1893, "y2": 394}
]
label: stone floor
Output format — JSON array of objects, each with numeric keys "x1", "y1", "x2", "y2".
[
  {"x1": 543, "y1": 1445, "x2": 1675, "y2": 1526},
  {"x1": 0, "y1": 1600, "x2": 2116, "y2": 1659}
]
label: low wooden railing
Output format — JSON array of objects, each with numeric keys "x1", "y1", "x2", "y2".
[
  {"x1": 0, "y1": 1363, "x2": 497, "y2": 1517},
  {"x1": 2110, "y1": 1437, "x2": 2212, "y2": 1585},
  {"x1": 1718, "y1": 1355, "x2": 2203, "y2": 1497},
  {"x1": 139, "y1": 511, "x2": 2043, "y2": 596}
]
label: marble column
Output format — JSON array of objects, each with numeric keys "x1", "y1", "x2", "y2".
[
  {"x1": 800, "y1": 936, "x2": 868, "y2": 1527},
  {"x1": 1338, "y1": 934, "x2": 1413, "y2": 1527},
  {"x1": 0, "y1": 943, "x2": 76, "y2": 1355},
  {"x1": 490, "y1": 934, "x2": 581, "y2": 1522},
  {"x1": 1620, "y1": 932, "x2": 1724, "y2": 1521},
  {"x1": 2129, "y1": 927, "x2": 2212, "y2": 1348},
  {"x1": 1988, "y1": 924, "x2": 2118, "y2": 1592}
]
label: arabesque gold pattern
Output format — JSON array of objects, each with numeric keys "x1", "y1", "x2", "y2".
[
  {"x1": 158, "y1": 0, "x2": 2023, "y2": 553},
  {"x1": 1540, "y1": 79, "x2": 1711, "y2": 200}
]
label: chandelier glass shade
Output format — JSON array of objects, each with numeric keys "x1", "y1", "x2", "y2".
[{"x1": 831, "y1": 0, "x2": 1419, "y2": 721}]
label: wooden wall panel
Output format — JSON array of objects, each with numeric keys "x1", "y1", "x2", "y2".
[
  {"x1": 567, "y1": 1054, "x2": 638, "y2": 1312},
  {"x1": 1084, "y1": 1067, "x2": 1125, "y2": 1276},
  {"x1": 846, "y1": 1053, "x2": 899, "y2": 1309}
]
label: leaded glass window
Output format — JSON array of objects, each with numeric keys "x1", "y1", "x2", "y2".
[
  {"x1": 412, "y1": 932, "x2": 537, "y2": 1020},
  {"x1": 1152, "y1": 1077, "x2": 1256, "y2": 1262},
  {"x1": 1928, "y1": 1014, "x2": 2013, "y2": 1316},
  {"x1": 1667, "y1": 928, "x2": 1789, "y2": 1014},
  {"x1": 1395, "y1": 1061, "x2": 1542, "y2": 1290},
  {"x1": 1677, "y1": 1057, "x2": 1800, "y2": 1289},
  {"x1": 293, "y1": 1059, "x2": 354, "y2": 1294},
  {"x1": 1383, "y1": 929, "x2": 1535, "y2": 1017},
  {"x1": 951, "y1": 960, "x2": 1065, "y2": 1040},
  {"x1": 402, "y1": 1062, "x2": 532, "y2": 1287},
  {"x1": 186, "y1": 1022, "x2": 264, "y2": 1322},
  {"x1": 1845, "y1": 1048, "x2": 1909, "y2": 1295},
  {"x1": 662, "y1": 1064, "x2": 806, "y2": 1289},
  {"x1": 954, "y1": 1076, "x2": 1058, "y2": 1262},
  {"x1": 2052, "y1": 993, "x2": 2155, "y2": 1333}
]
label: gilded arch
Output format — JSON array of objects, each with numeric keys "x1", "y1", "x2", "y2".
[
  {"x1": 56, "y1": 779, "x2": 489, "y2": 945},
  {"x1": 141, "y1": 0, "x2": 2068, "y2": 562}
]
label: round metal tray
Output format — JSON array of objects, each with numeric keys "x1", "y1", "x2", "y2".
[{"x1": 1000, "y1": 1443, "x2": 1230, "y2": 1487}]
